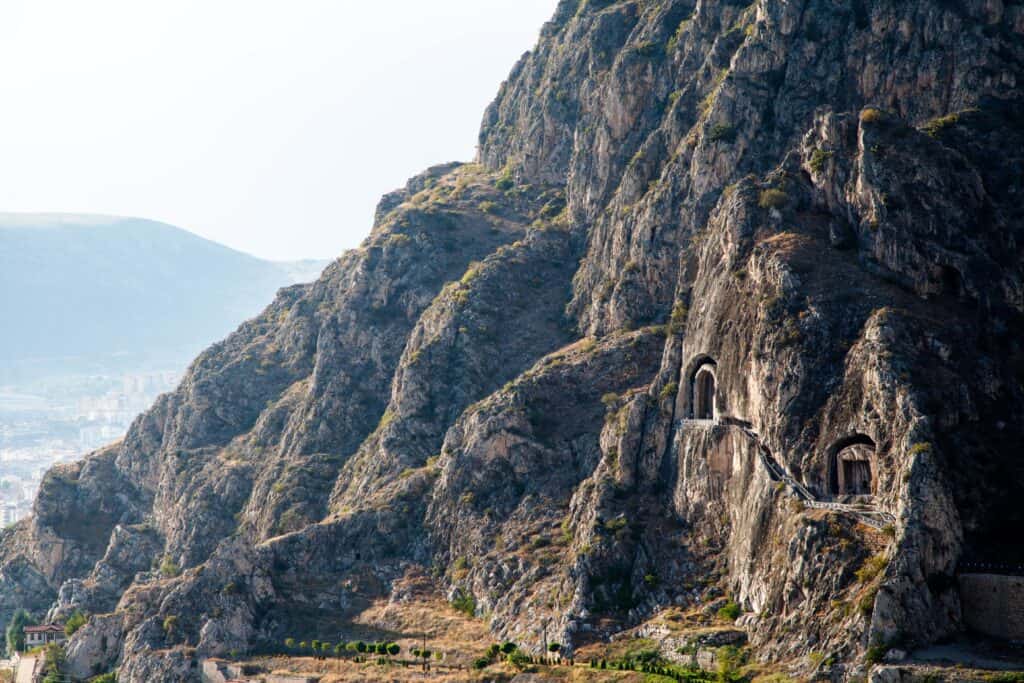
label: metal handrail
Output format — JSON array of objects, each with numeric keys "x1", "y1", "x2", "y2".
[{"x1": 735, "y1": 424, "x2": 894, "y2": 529}]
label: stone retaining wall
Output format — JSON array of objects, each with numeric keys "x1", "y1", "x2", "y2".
[{"x1": 959, "y1": 573, "x2": 1024, "y2": 641}]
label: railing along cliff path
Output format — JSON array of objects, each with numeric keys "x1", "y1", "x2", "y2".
[{"x1": 678, "y1": 418, "x2": 895, "y2": 530}]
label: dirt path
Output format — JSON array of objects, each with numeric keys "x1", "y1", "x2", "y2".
[{"x1": 15, "y1": 655, "x2": 37, "y2": 683}]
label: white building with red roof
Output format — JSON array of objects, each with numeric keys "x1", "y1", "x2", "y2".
[{"x1": 23, "y1": 624, "x2": 65, "y2": 648}]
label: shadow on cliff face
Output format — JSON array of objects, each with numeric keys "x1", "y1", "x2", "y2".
[
  {"x1": 2, "y1": 1, "x2": 1023, "y2": 679},
  {"x1": 846, "y1": 100, "x2": 1024, "y2": 567}
]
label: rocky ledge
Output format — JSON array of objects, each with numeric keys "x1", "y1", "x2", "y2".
[{"x1": 2, "y1": 1, "x2": 1023, "y2": 681}]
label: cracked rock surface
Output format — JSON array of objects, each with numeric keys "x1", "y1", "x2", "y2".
[{"x1": 2, "y1": 1, "x2": 1022, "y2": 680}]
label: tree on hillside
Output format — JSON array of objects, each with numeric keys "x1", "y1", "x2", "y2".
[
  {"x1": 158, "y1": 555, "x2": 180, "y2": 578},
  {"x1": 40, "y1": 644, "x2": 66, "y2": 683},
  {"x1": 162, "y1": 616, "x2": 178, "y2": 644},
  {"x1": 5, "y1": 609, "x2": 34, "y2": 655}
]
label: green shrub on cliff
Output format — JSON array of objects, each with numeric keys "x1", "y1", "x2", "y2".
[
  {"x1": 865, "y1": 643, "x2": 888, "y2": 664},
  {"x1": 860, "y1": 108, "x2": 884, "y2": 124},
  {"x1": 858, "y1": 587, "x2": 878, "y2": 617},
  {"x1": 908, "y1": 442, "x2": 932, "y2": 456},
  {"x1": 64, "y1": 610, "x2": 88, "y2": 637},
  {"x1": 41, "y1": 644, "x2": 67, "y2": 683},
  {"x1": 983, "y1": 674, "x2": 1024, "y2": 683},
  {"x1": 809, "y1": 148, "x2": 833, "y2": 173},
  {"x1": 162, "y1": 616, "x2": 178, "y2": 639},
  {"x1": 669, "y1": 301, "x2": 689, "y2": 333},
  {"x1": 495, "y1": 169, "x2": 515, "y2": 191},
  {"x1": 923, "y1": 112, "x2": 964, "y2": 138},
  {"x1": 507, "y1": 649, "x2": 532, "y2": 669},
  {"x1": 855, "y1": 553, "x2": 888, "y2": 583},
  {"x1": 709, "y1": 123, "x2": 736, "y2": 143},
  {"x1": 758, "y1": 188, "x2": 788, "y2": 209},
  {"x1": 158, "y1": 555, "x2": 180, "y2": 578},
  {"x1": 717, "y1": 600, "x2": 741, "y2": 622},
  {"x1": 716, "y1": 645, "x2": 745, "y2": 682},
  {"x1": 451, "y1": 591, "x2": 476, "y2": 617}
]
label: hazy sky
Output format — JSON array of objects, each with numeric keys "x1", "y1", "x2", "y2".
[{"x1": 0, "y1": 1, "x2": 557, "y2": 260}]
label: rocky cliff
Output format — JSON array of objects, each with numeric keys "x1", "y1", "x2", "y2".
[{"x1": 3, "y1": 1, "x2": 1023, "y2": 681}]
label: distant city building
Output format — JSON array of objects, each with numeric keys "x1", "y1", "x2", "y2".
[
  {"x1": 0, "y1": 368, "x2": 182, "y2": 528},
  {"x1": 1, "y1": 504, "x2": 19, "y2": 526},
  {"x1": 79, "y1": 424, "x2": 124, "y2": 449},
  {"x1": 1, "y1": 501, "x2": 32, "y2": 527}
]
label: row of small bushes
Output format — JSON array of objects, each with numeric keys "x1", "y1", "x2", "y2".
[
  {"x1": 282, "y1": 638, "x2": 400, "y2": 658},
  {"x1": 588, "y1": 657, "x2": 720, "y2": 682}
]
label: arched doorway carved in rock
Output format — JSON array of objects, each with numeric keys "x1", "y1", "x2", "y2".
[
  {"x1": 828, "y1": 434, "x2": 876, "y2": 496},
  {"x1": 690, "y1": 360, "x2": 717, "y2": 421}
]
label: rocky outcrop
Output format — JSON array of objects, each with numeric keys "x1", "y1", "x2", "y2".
[{"x1": 2, "y1": 1, "x2": 1022, "y2": 681}]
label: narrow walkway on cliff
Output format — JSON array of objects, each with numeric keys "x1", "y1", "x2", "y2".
[
  {"x1": 678, "y1": 414, "x2": 896, "y2": 530},
  {"x1": 741, "y1": 430, "x2": 892, "y2": 532},
  {"x1": 738, "y1": 427, "x2": 895, "y2": 530}
]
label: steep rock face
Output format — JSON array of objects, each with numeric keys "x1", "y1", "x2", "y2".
[
  {"x1": 426, "y1": 329, "x2": 665, "y2": 641},
  {"x1": 476, "y1": 0, "x2": 1022, "y2": 663},
  {"x1": 482, "y1": 0, "x2": 1022, "y2": 336},
  {"x1": 2, "y1": 1, "x2": 1023, "y2": 681},
  {"x1": 329, "y1": 217, "x2": 581, "y2": 509}
]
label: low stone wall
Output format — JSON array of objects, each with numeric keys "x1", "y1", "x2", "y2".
[
  {"x1": 201, "y1": 659, "x2": 269, "y2": 683},
  {"x1": 959, "y1": 573, "x2": 1024, "y2": 641},
  {"x1": 201, "y1": 659, "x2": 232, "y2": 683}
]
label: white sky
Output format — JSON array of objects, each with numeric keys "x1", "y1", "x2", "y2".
[{"x1": 0, "y1": 1, "x2": 558, "y2": 260}]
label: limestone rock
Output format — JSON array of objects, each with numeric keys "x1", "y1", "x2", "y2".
[{"x1": 0, "y1": 1, "x2": 1021, "y2": 681}]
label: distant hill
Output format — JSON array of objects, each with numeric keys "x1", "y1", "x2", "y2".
[
  {"x1": 2, "y1": 3, "x2": 1024, "y2": 678},
  {"x1": 0, "y1": 213, "x2": 327, "y2": 382}
]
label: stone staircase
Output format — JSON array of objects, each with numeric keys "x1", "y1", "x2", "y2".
[{"x1": 734, "y1": 424, "x2": 895, "y2": 530}]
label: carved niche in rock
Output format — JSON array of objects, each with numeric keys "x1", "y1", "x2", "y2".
[
  {"x1": 828, "y1": 434, "x2": 877, "y2": 496},
  {"x1": 688, "y1": 358, "x2": 717, "y2": 421}
]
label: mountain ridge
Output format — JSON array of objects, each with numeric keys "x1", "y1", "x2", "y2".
[
  {"x1": 0, "y1": 213, "x2": 328, "y2": 382},
  {"x1": 1, "y1": 1, "x2": 1023, "y2": 681}
]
